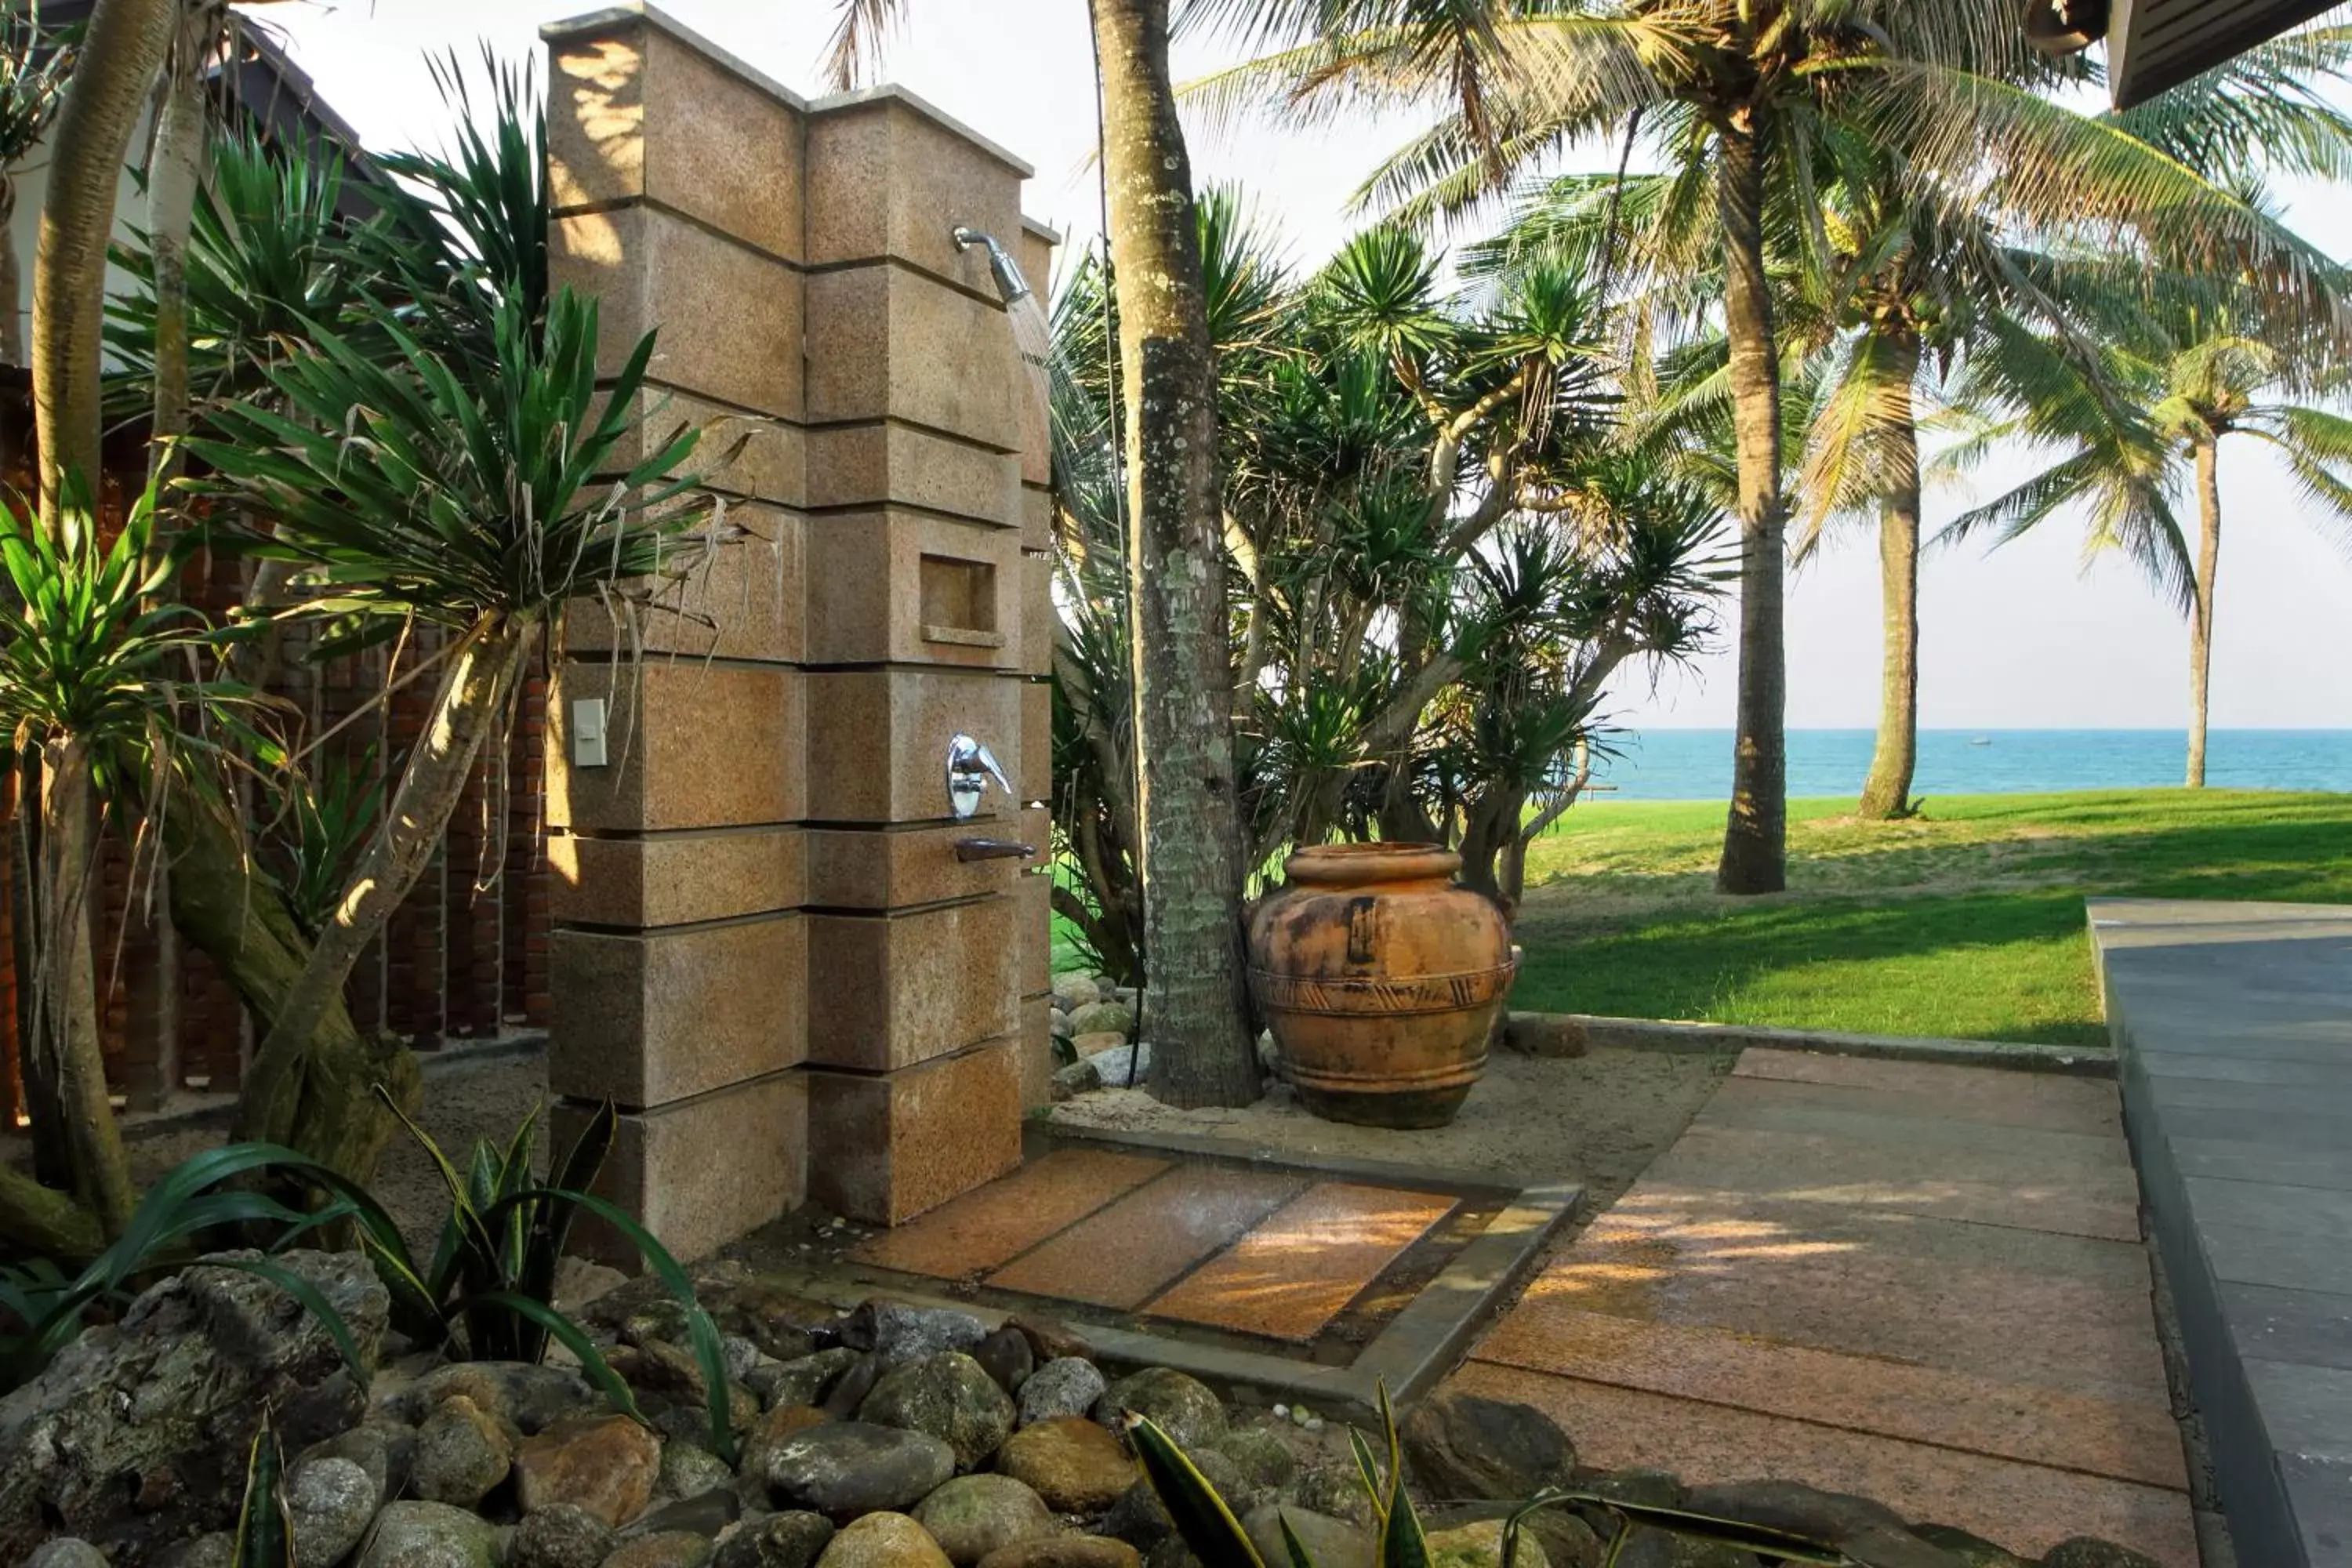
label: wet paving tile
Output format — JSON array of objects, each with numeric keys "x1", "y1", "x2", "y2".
[
  {"x1": 987, "y1": 1165, "x2": 1308, "y2": 1309},
  {"x1": 1148, "y1": 1182, "x2": 1458, "y2": 1342},
  {"x1": 1471, "y1": 1302, "x2": 2184, "y2": 1490},
  {"x1": 851, "y1": 1147, "x2": 1170, "y2": 1279},
  {"x1": 1446, "y1": 1363, "x2": 2198, "y2": 1568},
  {"x1": 1732, "y1": 1048, "x2": 2126, "y2": 1137}
]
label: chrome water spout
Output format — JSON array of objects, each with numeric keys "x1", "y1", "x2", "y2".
[
  {"x1": 946, "y1": 733, "x2": 1012, "y2": 820},
  {"x1": 954, "y1": 837, "x2": 1036, "y2": 864},
  {"x1": 952, "y1": 226, "x2": 1032, "y2": 306}
]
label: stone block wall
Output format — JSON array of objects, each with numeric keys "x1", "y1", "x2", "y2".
[{"x1": 541, "y1": 3, "x2": 1054, "y2": 1254}]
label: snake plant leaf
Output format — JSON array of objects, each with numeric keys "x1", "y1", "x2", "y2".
[{"x1": 1131, "y1": 1414, "x2": 1268, "y2": 1568}]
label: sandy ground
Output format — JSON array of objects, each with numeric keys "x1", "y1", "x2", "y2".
[{"x1": 1051, "y1": 1046, "x2": 1734, "y2": 1213}]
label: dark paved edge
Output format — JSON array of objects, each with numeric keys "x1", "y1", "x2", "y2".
[
  {"x1": 2090, "y1": 898, "x2": 2352, "y2": 1568},
  {"x1": 1026, "y1": 1119, "x2": 1529, "y2": 1200}
]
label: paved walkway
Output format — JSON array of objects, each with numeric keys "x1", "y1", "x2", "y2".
[{"x1": 1448, "y1": 1047, "x2": 2198, "y2": 1566}]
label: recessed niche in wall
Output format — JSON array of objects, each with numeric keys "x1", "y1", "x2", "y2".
[{"x1": 919, "y1": 552, "x2": 1006, "y2": 648}]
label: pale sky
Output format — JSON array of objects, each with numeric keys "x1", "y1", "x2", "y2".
[{"x1": 247, "y1": 0, "x2": 2352, "y2": 731}]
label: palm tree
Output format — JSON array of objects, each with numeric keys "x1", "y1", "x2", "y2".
[
  {"x1": 828, "y1": 0, "x2": 1261, "y2": 1105},
  {"x1": 1199, "y1": 0, "x2": 2347, "y2": 883},
  {"x1": 1945, "y1": 318, "x2": 2352, "y2": 789}
]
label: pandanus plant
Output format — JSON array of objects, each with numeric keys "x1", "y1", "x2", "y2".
[{"x1": 183, "y1": 283, "x2": 716, "y2": 1156}]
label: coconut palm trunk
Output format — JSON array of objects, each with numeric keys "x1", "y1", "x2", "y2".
[
  {"x1": 1859, "y1": 330, "x2": 1924, "y2": 820},
  {"x1": 2187, "y1": 432, "x2": 2222, "y2": 789},
  {"x1": 234, "y1": 612, "x2": 528, "y2": 1146},
  {"x1": 31, "y1": 0, "x2": 176, "y2": 526},
  {"x1": 1715, "y1": 118, "x2": 1790, "y2": 895},
  {"x1": 1091, "y1": 0, "x2": 1258, "y2": 1108}
]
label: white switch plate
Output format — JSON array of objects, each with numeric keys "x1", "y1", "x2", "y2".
[{"x1": 572, "y1": 697, "x2": 608, "y2": 768}]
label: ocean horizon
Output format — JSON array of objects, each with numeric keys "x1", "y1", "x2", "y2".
[{"x1": 1588, "y1": 728, "x2": 2352, "y2": 801}]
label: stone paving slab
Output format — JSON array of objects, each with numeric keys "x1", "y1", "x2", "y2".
[
  {"x1": 1641, "y1": 1117, "x2": 2144, "y2": 1242},
  {"x1": 1448, "y1": 1363, "x2": 2198, "y2": 1566},
  {"x1": 1148, "y1": 1182, "x2": 1458, "y2": 1342},
  {"x1": 1733, "y1": 1047, "x2": 2125, "y2": 1135},
  {"x1": 1494, "y1": 1190, "x2": 2171, "y2": 1403},
  {"x1": 851, "y1": 1146, "x2": 1170, "y2": 1279},
  {"x1": 1471, "y1": 1302, "x2": 2184, "y2": 1489},
  {"x1": 987, "y1": 1165, "x2": 1308, "y2": 1309},
  {"x1": 1449, "y1": 1044, "x2": 2194, "y2": 1565}
]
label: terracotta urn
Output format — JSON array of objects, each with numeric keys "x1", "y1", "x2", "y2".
[{"x1": 1247, "y1": 843, "x2": 1516, "y2": 1129}]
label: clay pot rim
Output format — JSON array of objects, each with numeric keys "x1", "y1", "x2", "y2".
[{"x1": 1283, "y1": 841, "x2": 1462, "y2": 886}]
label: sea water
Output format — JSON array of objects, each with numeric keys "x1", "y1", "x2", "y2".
[{"x1": 1590, "y1": 730, "x2": 2352, "y2": 801}]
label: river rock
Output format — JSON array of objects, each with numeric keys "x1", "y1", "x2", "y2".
[
  {"x1": 1907, "y1": 1524, "x2": 2032, "y2": 1567},
  {"x1": 1211, "y1": 1426, "x2": 1295, "y2": 1492},
  {"x1": 513, "y1": 1414, "x2": 661, "y2": 1526},
  {"x1": 1071, "y1": 1031, "x2": 1128, "y2": 1060},
  {"x1": 1425, "y1": 1503, "x2": 1601, "y2": 1568},
  {"x1": 844, "y1": 1301, "x2": 988, "y2": 1369},
  {"x1": 162, "y1": 1534, "x2": 235, "y2": 1568},
  {"x1": 664, "y1": 1440, "x2": 738, "y2": 1499},
  {"x1": 393, "y1": 1362, "x2": 604, "y2": 1435},
  {"x1": 628, "y1": 1487, "x2": 742, "y2": 1542},
  {"x1": 1007, "y1": 1316, "x2": 1096, "y2": 1365},
  {"x1": 358, "y1": 1501, "x2": 499, "y2": 1568},
  {"x1": 713, "y1": 1512, "x2": 835, "y2": 1568},
  {"x1": 604, "y1": 1531, "x2": 717, "y2": 1568},
  {"x1": 1241, "y1": 1504, "x2": 1374, "y2": 1568},
  {"x1": 411, "y1": 1394, "x2": 515, "y2": 1508},
  {"x1": 752, "y1": 1349, "x2": 865, "y2": 1411},
  {"x1": 1426, "y1": 1519, "x2": 1551, "y2": 1568},
  {"x1": 1051, "y1": 974, "x2": 1103, "y2": 1010},
  {"x1": 1051, "y1": 1059, "x2": 1103, "y2": 1100},
  {"x1": 758, "y1": 1421, "x2": 957, "y2": 1519},
  {"x1": 1102, "y1": 1450, "x2": 1252, "y2": 1549},
  {"x1": 1283, "y1": 1463, "x2": 1377, "y2": 1526},
  {"x1": 26, "y1": 1542, "x2": 108, "y2": 1568},
  {"x1": 302, "y1": 1423, "x2": 398, "y2": 1508},
  {"x1": 1682, "y1": 1480, "x2": 1959, "y2": 1568},
  {"x1": 973, "y1": 1327, "x2": 1036, "y2": 1395},
  {"x1": 1019, "y1": 1359, "x2": 1109, "y2": 1427},
  {"x1": 814, "y1": 1512, "x2": 952, "y2": 1568},
  {"x1": 916, "y1": 1473, "x2": 1061, "y2": 1565},
  {"x1": 1584, "y1": 1470, "x2": 1684, "y2": 1509},
  {"x1": 822, "y1": 1356, "x2": 882, "y2": 1418},
  {"x1": 860, "y1": 1352, "x2": 1018, "y2": 1469},
  {"x1": 1403, "y1": 1391, "x2": 1575, "y2": 1502},
  {"x1": 1067, "y1": 1001, "x2": 1134, "y2": 1037},
  {"x1": 997, "y1": 1416, "x2": 1138, "y2": 1513},
  {"x1": 2039, "y1": 1543, "x2": 2162, "y2": 1568},
  {"x1": 510, "y1": 1502, "x2": 619, "y2": 1568},
  {"x1": 978, "y1": 1541, "x2": 1140, "y2": 1568},
  {"x1": 288, "y1": 1454, "x2": 380, "y2": 1566},
  {"x1": 1093, "y1": 1369, "x2": 1225, "y2": 1453},
  {"x1": 0, "y1": 1250, "x2": 387, "y2": 1564}
]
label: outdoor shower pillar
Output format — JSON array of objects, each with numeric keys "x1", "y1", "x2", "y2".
[{"x1": 539, "y1": 2, "x2": 1055, "y2": 1257}]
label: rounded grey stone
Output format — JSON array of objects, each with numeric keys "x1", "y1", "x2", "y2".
[
  {"x1": 712, "y1": 1511, "x2": 836, "y2": 1568},
  {"x1": 509, "y1": 1504, "x2": 617, "y2": 1568},
  {"x1": 27, "y1": 1541, "x2": 110, "y2": 1568},
  {"x1": 357, "y1": 1500, "x2": 499, "y2": 1568},
  {"x1": 857, "y1": 1352, "x2": 1016, "y2": 1470},
  {"x1": 912, "y1": 1473, "x2": 1057, "y2": 1565},
  {"x1": 1017, "y1": 1359, "x2": 1107, "y2": 1428},
  {"x1": 757, "y1": 1421, "x2": 956, "y2": 1520},
  {"x1": 410, "y1": 1396, "x2": 514, "y2": 1508},
  {"x1": 287, "y1": 1455, "x2": 379, "y2": 1566},
  {"x1": 663, "y1": 1441, "x2": 739, "y2": 1500},
  {"x1": 1094, "y1": 1368, "x2": 1225, "y2": 1453}
]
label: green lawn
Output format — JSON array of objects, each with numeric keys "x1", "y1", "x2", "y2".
[{"x1": 1507, "y1": 789, "x2": 2352, "y2": 1047}]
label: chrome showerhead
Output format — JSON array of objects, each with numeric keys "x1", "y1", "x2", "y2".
[{"x1": 952, "y1": 225, "x2": 1032, "y2": 307}]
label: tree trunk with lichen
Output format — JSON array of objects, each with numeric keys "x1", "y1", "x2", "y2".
[
  {"x1": 1091, "y1": 0, "x2": 1258, "y2": 1109},
  {"x1": 1859, "y1": 330, "x2": 1922, "y2": 822},
  {"x1": 235, "y1": 614, "x2": 526, "y2": 1148},
  {"x1": 1715, "y1": 117, "x2": 1789, "y2": 895},
  {"x1": 33, "y1": 0, "x2": 177, "y2": 529}
]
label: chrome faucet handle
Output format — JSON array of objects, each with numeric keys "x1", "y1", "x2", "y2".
[{"x1": 946, "y1": 733, "x2": 1012, "y2": 820}]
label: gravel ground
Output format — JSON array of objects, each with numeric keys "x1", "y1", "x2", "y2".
[{"x1": 1051, "y1": 1045, "x2": 1734, "y2": 1212}]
